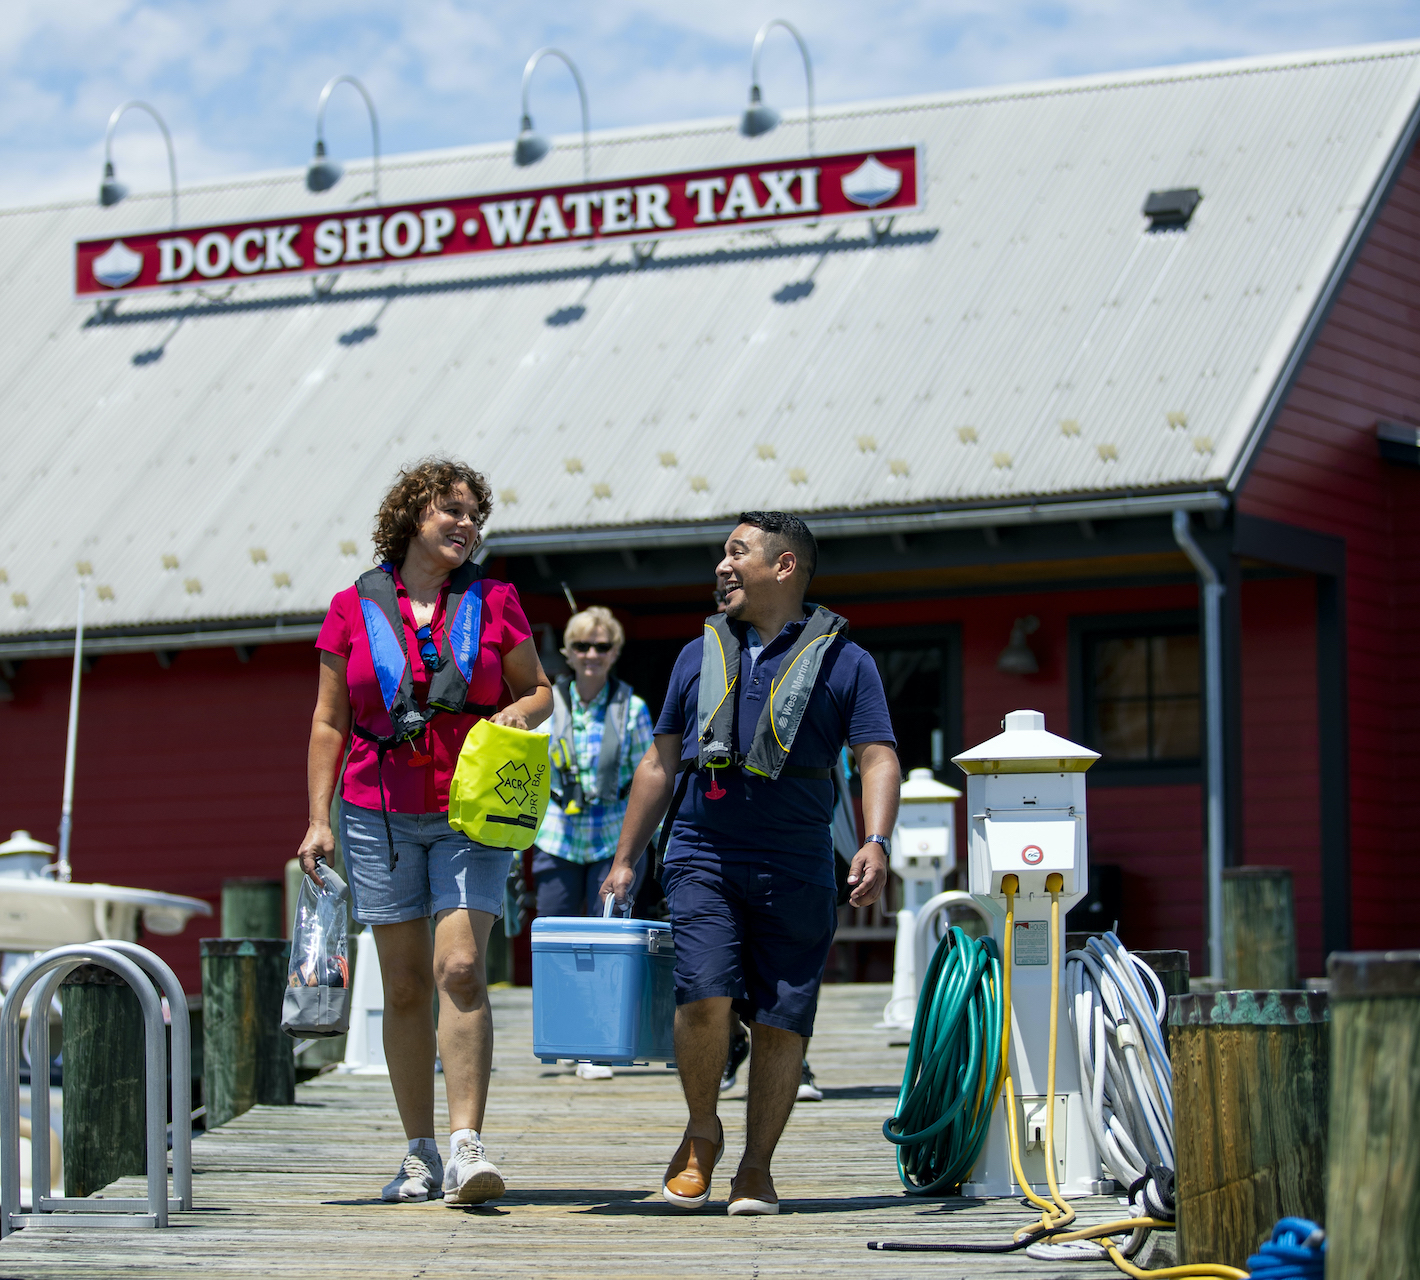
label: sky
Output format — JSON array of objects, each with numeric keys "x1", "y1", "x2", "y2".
[{"x1": 3, "y1": 0, "x2": 1419, "y2": 210}]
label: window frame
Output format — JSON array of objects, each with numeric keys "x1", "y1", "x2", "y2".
[
  {"x1": 1068, "y1": 609, "x2": 1202, "y2": 787},
  {"x1": 843, "y1": 621, "x2": 963, "y2": 779}
]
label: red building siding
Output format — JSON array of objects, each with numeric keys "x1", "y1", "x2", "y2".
[
  {"x1": 1, "y1": 644, "x2": 315, "y2": 989},
  {"x1": 1239, "y1": 145, "x2": 1420, "y2": 950}
]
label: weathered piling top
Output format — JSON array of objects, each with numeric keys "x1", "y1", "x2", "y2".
[{"x1": 1, "y1": 984, "x2": 1128, "y2": 1278}]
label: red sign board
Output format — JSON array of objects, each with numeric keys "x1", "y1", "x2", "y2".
[{"x1": 74, "y1": 146, "x2": 923, "y2": 297}]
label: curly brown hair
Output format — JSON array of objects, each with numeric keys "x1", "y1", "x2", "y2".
[{"x1": 372, "y1": 458, "x2": 494, "y2": 566}]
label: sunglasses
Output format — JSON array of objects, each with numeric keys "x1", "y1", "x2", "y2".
[
  {"x1": 569, "y1": 641, "x2": 615, "y2": 655},
  {"x1": 415, "y1": 624, "x2": 442, "y2": 671}
]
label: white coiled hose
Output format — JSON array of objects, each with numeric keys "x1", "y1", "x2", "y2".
[{"x1": 1066, "y1": 932, "x2": 1174, "y2": 1187}]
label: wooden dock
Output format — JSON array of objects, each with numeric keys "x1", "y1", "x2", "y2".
[{"x1": 2, "y1": 984, "x2": 1131, "y2": 1278}]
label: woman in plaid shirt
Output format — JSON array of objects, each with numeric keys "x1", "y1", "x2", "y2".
[{"x1": 532, "y1": 608, "x2": 655, "y2": 951}]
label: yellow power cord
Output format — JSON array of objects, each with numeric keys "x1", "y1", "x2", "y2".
[{"x1": 998, "y1": 874, "x2": 1248, "y2": 1280}]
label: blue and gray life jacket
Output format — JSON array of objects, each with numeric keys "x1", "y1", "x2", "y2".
[
  {"x1": 548, "y1": 676, "x2": 634, "y2": 815},
  {"x1": 351, "y1": 560, "x2": 495, "y2": 868},
  {"x1": 655, "y1": 606, "x2": 849, "y2": 864}
]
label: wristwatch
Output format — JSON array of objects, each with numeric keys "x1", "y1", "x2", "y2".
[{"x1": 863, "y1": 834, "x2": 892, "y2": 858}]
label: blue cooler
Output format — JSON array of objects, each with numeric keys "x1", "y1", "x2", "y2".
[{"x1": 531, "y1": 904, "x2": 676, "y2": 1065}]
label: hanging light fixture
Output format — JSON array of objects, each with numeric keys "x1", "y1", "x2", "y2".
[
  {"x1": 306, "y1": 75, "x2": 381, "y2": 201},
  {"x1": 97, "y1": 101, "x2": 179, "y2": 227},
  {"x1": 740, "y1": 19, "x2": 815, "y2": 154},
  {"x1": 513, "y1": 48, "x2": 590, "y2": 183},
  {"x1": 997, "y1": 616, "x2": 1041, "y2": 675}
]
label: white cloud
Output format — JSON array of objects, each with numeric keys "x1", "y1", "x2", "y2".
[{"x1": 2, "y1": 0, "x2": 1417, "y2": 209}]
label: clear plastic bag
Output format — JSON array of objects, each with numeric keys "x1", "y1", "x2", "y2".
[{"x1": 281, "y1": 863, "x2": 352, "y2": 1038}]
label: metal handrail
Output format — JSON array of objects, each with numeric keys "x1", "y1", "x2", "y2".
[{"x1": 0, "y1": 943, "x2": 187, "y2": 1234}]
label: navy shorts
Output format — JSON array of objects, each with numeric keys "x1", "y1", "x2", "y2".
[{"x1": 662, "y1": 860, "x2": 839, "y2": 1037}]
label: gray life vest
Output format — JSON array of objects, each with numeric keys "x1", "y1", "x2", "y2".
[
  {"x1": 695, "y1": 606, "x2": 849, "y2": 780},
  {"x1": 549, "y1": 676, "x2": 634, "y2": 812}
]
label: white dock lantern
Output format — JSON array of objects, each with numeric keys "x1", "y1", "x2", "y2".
[{"x1": 952, "y1": 709, "x2": 1104, "y2": 1199}]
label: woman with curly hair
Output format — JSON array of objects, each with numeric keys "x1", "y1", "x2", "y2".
[{"x1": 297, "y1": 458, "x2": 551, "y2": 1206}]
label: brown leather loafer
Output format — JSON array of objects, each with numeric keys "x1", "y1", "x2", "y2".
[
  {"x1": 727, "y1": 1168, "x2": 779, "y2": 1216},
  {"x1": 662, "y1": 1122, "x2": 725, "y2": 1209}
]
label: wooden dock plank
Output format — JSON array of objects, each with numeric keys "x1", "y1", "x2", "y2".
[{"x1": 1, "y1": 984, "x2": 1127, "y2": 1278}]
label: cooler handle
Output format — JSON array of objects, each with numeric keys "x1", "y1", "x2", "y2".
[{"x1": 602, "y1": 893, "x2": 633, "y2": 919}]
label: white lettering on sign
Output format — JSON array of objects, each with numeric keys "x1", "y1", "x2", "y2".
[
  {"x1": 232, "y1": 227, "x2": 265, "y2": 274},
  {"x1": 720, "y1": 173, "x2": 762, "y2": 220},
  {"x1": 562, "y1": 192, "x2": 596, "y2": 237},
  {"x1": 313, "y1": 220, "x2": 343, "y2": 266},
  {"x1": 601, "y1": 188, "x2": 634, "y2": 233},
  {"x1": 344, "y1": 216, "x2": 383, "y2": 262},
  {"x1": 421, "y1": 208, "x2": 455, "y2": 252},
  {"x1": 264, "y1": 225, "x2": 302, "y2": 269},
  {"x1": 526, "y1": 195, "x2": 569, "y2": 242},
  {"x1": 685, "y1": 178, "x2": 725, "y2": 224},
  {"x1": 194, "y1": 232, "x2": 231, "y2": 277},
  {"x1": 157, "y1": 237, "x2": 195, "y2": 282},
  {"x1": 381, "y1": 211, "x2": 422, "y2": 257},
  {"x1": 481, "y1": 199, "x2": 536, "y2": 246},
  {"x1": 74, "y1": 147, "x2": 919, "y2": 296},
  {"x1": 635, "y1": 184, "x2": 674, "y2": 230}
]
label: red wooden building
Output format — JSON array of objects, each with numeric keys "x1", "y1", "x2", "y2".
[{"x1": 3, "y1": 43, "x2": 1419, "y2": 989}]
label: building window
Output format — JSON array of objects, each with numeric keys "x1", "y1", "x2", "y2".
[{"x1": 1072, "y1": 615, "x2": 1201, "y2": 780}]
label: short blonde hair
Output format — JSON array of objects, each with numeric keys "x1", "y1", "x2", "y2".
[{"x1": 563, "y1": 606, "x2": 625, "y2": 652}]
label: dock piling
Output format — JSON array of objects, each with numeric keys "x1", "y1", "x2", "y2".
[
  {"x1": 1169, "y1": 989, "x2": 1328, "y2": 1271},
  {"x1": 200, "y1": 938, "x2": 294, "y2": 1127},
  {"x1": 1325, "y1": 950, "x2": 1420, "y2": 1277},
  {"x1": 1221, "y1": 867, "x2": 1298, "y2": 989}
]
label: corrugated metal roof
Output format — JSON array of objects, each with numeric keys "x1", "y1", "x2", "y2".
[{"x1": 3, "y1": 41, "x2": 1419, "y2": 637}]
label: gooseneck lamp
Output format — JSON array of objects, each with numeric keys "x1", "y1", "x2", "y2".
[
  {"x1": 307, "y1": 75, "x2": 381, "y2": 202},
  {"x1": 514, "y1": 47, "x2": 591, "y2": 183},
  {"x1": 741, "y1": 19, "x2": 815, "y2": 155},
  {"x1": 98, "y1": 101, "x2": 179, "y2": 227}
]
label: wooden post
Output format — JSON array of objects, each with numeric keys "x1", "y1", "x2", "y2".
[
  {"x1": 1135, "y1": 949, "x2": 1189, "y2": 1053},
  {"x1": 201, "y1": 938, "x2": 294, "y2": 1127},
  {"x1": 61, "y1": 964, "x2": 146, "y2": 1197},
  {"x1": 1221, "y1": 867, "x2": 1298, "y2": 989},
  {"x1": 1326, "y1": 951, "x2": 1420, "y2": 1278},
  {"x1": 1170, "y1": 990, "x2": 1328, "y2": 1270},
  {"x1": 221, "y1": 878, "x2": 285, "y2": 940},
  {"x1": 486, "y1": 916, "x2": 512, "y2": 987}
]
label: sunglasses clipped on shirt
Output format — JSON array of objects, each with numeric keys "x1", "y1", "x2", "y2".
[
  {"x1": 570, "y1": 641, "x2": 615, "y2": 654},
  {"x1": 415, "y1": 624, "x2": 442, "y2": 672}
]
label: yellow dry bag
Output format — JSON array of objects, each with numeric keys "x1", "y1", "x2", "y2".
[{"x1": 447, "y1": 719, "x2": 551, "y2": 850}]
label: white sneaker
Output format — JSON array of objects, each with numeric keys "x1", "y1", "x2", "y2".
[
  {"x1": 382, "y1": 1148, "x2": 444, "y2": 1202},
  {"x1": 796, "y1": 1061, "x2": 823, "y2": 1102},
  {"x1": 443, "y1": 1135, "x2": 506, "y2": 1205},
  {"x1": 576, "y1": 1061, "x2": 614, "y2": 1080}
]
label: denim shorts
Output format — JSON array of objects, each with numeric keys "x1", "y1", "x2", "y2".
[
  {"x1": 340, "y1": 801, "x2": 514, "y2": 925},
  {"x1": 661, "y1": 860, "x2": 839, "y2": 1037}
]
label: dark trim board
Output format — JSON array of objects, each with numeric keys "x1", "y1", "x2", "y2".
[{"x1": 1316, "y1": 572, "x2": 1351, "y2": 955}]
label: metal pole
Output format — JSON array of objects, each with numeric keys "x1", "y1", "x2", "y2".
[
  {"x1": 1173, "y1": 510, "x2": 1226, "y2": 979},
  {"x1": 315, "y1": 76, "x2": 381, "y2": 204},
  {"x1": 749, "y1": 19, "x2": 816, "y2": 154},
  {"x1": 56, "y1": 580, "x2": 86, "y2": 883},
  {"x1": 520, "y1": 48, "x2": 591, "y2": 183},
  {"x1": 104, "y1": 101, "x2": 179, "y2": 228}
]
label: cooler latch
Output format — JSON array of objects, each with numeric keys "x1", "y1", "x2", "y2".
[{"x1": 646, "y1": 929, "x2": 673, "y2": 954}]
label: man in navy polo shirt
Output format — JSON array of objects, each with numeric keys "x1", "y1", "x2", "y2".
[{"x1": 602, "y1": 511, "x2": 900, "y2": 1216}]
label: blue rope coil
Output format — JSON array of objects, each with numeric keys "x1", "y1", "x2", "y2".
[{"x1": 1245, "y1": 1217, "x2": 1326, "y2": 1279}]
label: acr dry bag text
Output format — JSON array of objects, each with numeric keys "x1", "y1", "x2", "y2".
[{"x1": 448, "y1": 718, "x2": 552, "y2": 851}]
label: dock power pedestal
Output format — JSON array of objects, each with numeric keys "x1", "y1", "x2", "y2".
[{"x1": 954, "y1": 709, "x2": 1106, "y2": 1199}]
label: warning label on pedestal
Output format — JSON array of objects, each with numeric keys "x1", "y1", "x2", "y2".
[{"x1": 1014, "y1": 920, "x2": 1050, "y2": 965}]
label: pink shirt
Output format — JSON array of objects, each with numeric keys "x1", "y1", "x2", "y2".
[{"x1": 316, "y1": 571, "x2": 533, "y2": 813}]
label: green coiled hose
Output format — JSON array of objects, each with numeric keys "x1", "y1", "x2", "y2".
[{"x1": 882, "y1": 925, "x2": 1004, "y2": 1194}]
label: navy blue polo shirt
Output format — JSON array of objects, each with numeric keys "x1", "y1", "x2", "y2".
[{"x1": 654, "y1": 610, "x2": 896, "y2": 889}]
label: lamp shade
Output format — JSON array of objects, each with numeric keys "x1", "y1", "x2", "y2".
[
  {"x1": 98, "y1": 161, "x2": 127, "y2": 207},
  {"x1": 305, "y1": 140, "x2": 343, "y2": 193},
  {"x1": 513, "y1": 116, "x2": 550, "y2": 167},
  {"x1": 740, "y1": 86, "x2": 780, "y2": 138}
]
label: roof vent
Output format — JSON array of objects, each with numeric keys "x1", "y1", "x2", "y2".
[{"x1": 1143, "y1": 188, "x2": 1200, "y2": 231}]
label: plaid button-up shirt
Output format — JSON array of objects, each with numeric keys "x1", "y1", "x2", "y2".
[{"x1": 537, "y1": 679, "x2": 655, "y2": 865}]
